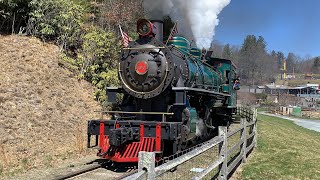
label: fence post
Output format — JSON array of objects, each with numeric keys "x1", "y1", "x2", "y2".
[
  {"x1": 245, "y1": 107, "x2": 247, "y2": 118},
  {"x1": 252, "y1": 107, "x2": 256, "y2": 121},
  {"x1": 241, "y1": 117, "x2": 247, "y2": 163},
  {"x1": 218, "y1": 126, "x2": 227, "y2": 180},
  {"x1": 254, "y1": 108, "x2": 258, "y2": 148},
  {"x1": 138, "y1": 151, "x2": 155, "y2": 180}
]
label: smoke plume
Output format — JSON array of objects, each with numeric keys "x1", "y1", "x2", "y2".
[{"x1": 143, "y1": 0, "x2": 231, "y2": 48}]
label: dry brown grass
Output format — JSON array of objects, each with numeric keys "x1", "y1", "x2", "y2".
[
  {"x1": 0, "y1": 144, "x2": 11, "y2": 173},
  {"x1": 0, "y1": 35, "x2": 101, "y2": 176}
]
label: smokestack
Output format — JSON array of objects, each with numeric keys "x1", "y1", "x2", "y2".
[{"x1": 151, "y1": 20, "x2": 163, "y2": 42}]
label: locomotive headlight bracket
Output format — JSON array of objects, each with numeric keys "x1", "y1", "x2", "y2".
[{"x1": 137, "y1": 19, "x2": 154, "y2": 37}]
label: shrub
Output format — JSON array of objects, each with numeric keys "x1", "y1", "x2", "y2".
[
  {"x1": 58, "y1": 53, "x2": 79, "y2": 73},
  {"x1": 28, "y1": 0, "x2": 85, "y2": 49},
  {"x1": 77, "y1": 25, "x2": 120, "y2": 103},
  {"x1": 255, "y1": 93, "x2": 268, "y2": 101}
]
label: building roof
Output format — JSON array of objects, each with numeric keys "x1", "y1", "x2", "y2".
[
  {"x1": 266, "y1": 83, "x2": 319, "y2": 90},
  {"x1": 306, "y1": 84, "x2": 319, "y2": 87},
  {"x1": 265, "y1": 84, "x2": 292, "y2": 89}
]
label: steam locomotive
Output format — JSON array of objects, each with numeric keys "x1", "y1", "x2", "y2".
[{"x1": 87, "y1": 19, "x2": 239, "y2": 162}]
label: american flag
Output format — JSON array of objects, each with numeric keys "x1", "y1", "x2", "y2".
[
  {"x1": 122, "y1": 31, "x2": 131, "y2": 47},
  {"x1": 170, "y1": 23, "x2": 178, "y2": 39},
  {"x1": 119, "y1": 25, "x2": 131, "y2": 47},
  {"x1": 166, "y1": 22, "x2": 178, "y2": 45}
]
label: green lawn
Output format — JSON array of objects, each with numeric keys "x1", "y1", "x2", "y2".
[{"x1": 241, "y1": 114, "x2": 320, "y2": 179}]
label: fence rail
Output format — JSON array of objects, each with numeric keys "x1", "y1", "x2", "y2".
[{"x1": 122, "y1": 106, "x2": 258, "y2": 180}]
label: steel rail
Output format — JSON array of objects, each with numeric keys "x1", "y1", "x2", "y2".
[
  {"x1": 52, "y1": 164, "x2": 102, "y2": 180},
  {"x1": 116, "y1": 169, "x2": 139, "y2": 180}
]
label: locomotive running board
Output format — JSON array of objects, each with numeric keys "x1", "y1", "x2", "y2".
[
  {"x1": 172, "y1": 87, "x2": 229, "y2": 105},
  {"x1": 172, "y1": 87, "x2": 230, "y2": 97}
]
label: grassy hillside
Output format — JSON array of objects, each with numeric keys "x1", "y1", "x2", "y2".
[
  {"x1": 0, "y1": 35, "x2": 101, "y2": 176},
  {"x1": 241, "y1": 114, "x2": 320, "y2": 179}
]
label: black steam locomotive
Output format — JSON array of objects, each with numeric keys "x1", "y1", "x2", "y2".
[{"x1": 87, "y1": 19, "x2": 239, "y2": 162}]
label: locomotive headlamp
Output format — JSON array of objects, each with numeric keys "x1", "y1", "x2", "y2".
[
  {"x1": 135, "y1": 61, "x2": 148, "y2": 75},
  {"x1": 137, "y1": 19, "x2": 154, "y2": 36}
]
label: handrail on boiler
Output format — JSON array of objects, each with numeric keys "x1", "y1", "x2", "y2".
[{"x1": 95, "y1": 110, "x2": 174, "y2": 122}]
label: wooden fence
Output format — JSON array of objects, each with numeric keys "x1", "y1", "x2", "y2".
[{"x1": 123, "y1": 106, "x2": 258, "y2": 180}]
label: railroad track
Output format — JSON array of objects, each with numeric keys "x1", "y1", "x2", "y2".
[
  {"x1": 52, "y1": 161, "x2": 136, "y2": 180},
  {"x1": 53, "y1": 163, "x2": 103, "y2": 180}
]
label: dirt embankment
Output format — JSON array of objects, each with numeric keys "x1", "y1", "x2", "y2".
[{"x1": 0, "y1": 35, "x2": 101, "y2": 175}]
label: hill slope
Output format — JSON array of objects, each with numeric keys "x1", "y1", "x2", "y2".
[{"x1": 0, "y1": 35, "x2": 101, "y2": 174}]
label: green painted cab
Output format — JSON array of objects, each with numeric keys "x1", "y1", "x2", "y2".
[{"x1": 205, "y1": 55, "x2": 239, "y2": 107}]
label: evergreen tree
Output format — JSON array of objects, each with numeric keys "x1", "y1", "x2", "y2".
[
  {"x1": 239, "y1": 35, "x2": 261, "y2": 85},
  {"x1": 222, "y1": 44, "x2": 232, "y2": 59},
  {"x1": 276, "y1": 51, "x2": 285, "y2": 71},
  {"x1": 312, "y1": 57, "x2": 320, "y2": 73},
  {"x1": 238, "y1": 35, "x2": 274, "y2": 85},
  {"x1": 271, "y1": 50, "x2": 277, "y2": 58},
  {"x1": 257, "y1": 36, "x2": 267, "y2": 53},
  {"x1": 286, "y1": 53, "x2": 296, "y2": 74}
]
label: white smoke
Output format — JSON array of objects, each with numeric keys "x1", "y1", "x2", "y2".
[{"x1": 143, "y1": 0, "x2": 231, "y2": 48}]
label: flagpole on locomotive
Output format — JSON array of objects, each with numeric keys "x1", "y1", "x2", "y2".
[
  {"x1": 165, "y1": 22, "x2": 178, "y2": 46},
  {"x1": 119, "y1": 24, "x2": 131, "y2": 47}
]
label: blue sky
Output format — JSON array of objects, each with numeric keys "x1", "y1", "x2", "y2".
[{"x1": 215, "y1": 0, "x2": 320, "y2": 58}]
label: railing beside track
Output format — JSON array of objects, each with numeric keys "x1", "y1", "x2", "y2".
[{"x1": 122, "y1": 106, "x2": 258, "y2": 180}]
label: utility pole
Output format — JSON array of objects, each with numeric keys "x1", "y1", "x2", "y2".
[
  {"x1": 293, "y1": 66, "x2": 295, "y2": 78},
  {"x1": 283, "y1": 59, "x2": 287, "y2": 79}
]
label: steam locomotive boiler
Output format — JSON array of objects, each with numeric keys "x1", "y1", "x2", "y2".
[{"x1": 87, "y1": 19, "x2": 239, "y2": 162}]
